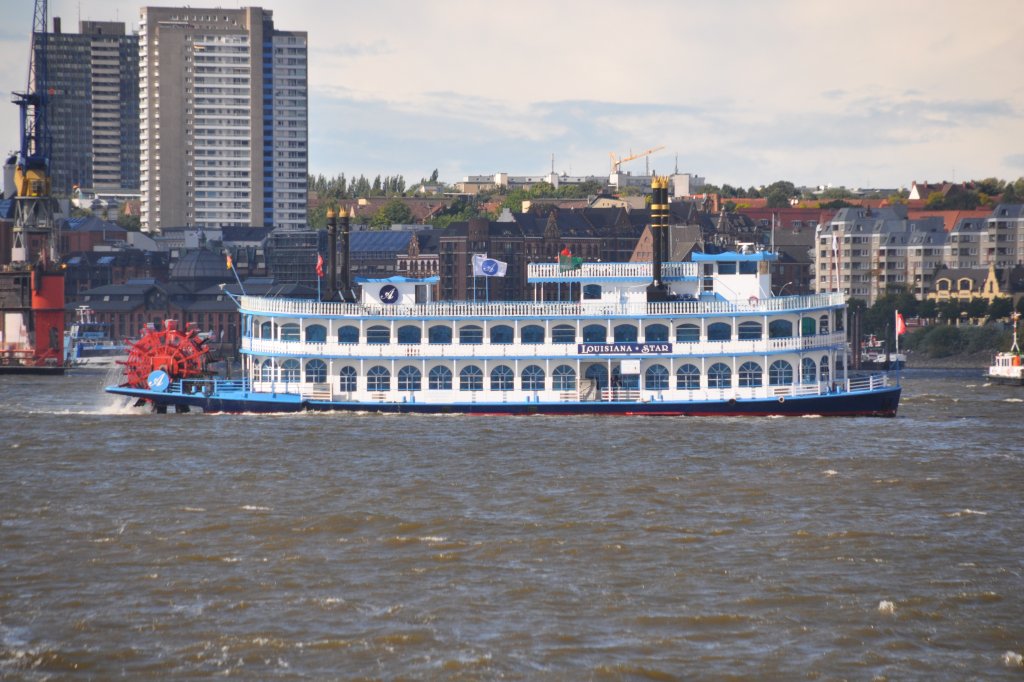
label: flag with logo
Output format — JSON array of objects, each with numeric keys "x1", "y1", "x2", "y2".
[
  {"x1": 472, "y1": 253, "x2": 507, "y2": 277},
  {"x1": 316, "y1": 253, "x2": 324, "y2": 278},
  {"x1": 558, "y1": 247, "x2": 582, "y2": 272}
]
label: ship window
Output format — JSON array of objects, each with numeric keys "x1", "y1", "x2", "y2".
[
  {"x1": 459, "y1": 365, "x2": 484, "y2": 391},
  {"x1": 459, "y1": 325, "x2": 483, "y2": 345},
  {"x1": 260, "y1": 359, "x2": 274, "y2": 381},
  {"x1": 707, "y1": 322, "x2": 731, "y2": 341},
  {"x1": 261, "y1": 321, "x2": 273, "y2": 338},
  {"x1": 491, "y1": 365, "x2": 514, "y2": 391},
  {"x1": 582, "y1": 324, "x2": 606, "y2": 342},
  {"x1": 819, "y1": 315, "x2": 830, "y2": 334},
  {"x1": 819, "y1": 357, "x2": 830, "y2": 383},
  {"x1": 613, "y1": 324, "x2": 638, "y2": 343},
  {"x1": 737, "y1": 321, "x2": 762, "y2": 340},
  {"x1": 552, "y1": 365, "x2": 576, "y2": 391},
  {"x1": 717, "y1": 261, "x2": 737, "y2": 275},
  {"x1": 802, "y1": 357, "x2": 817, "y2": 384},
  {"x1": 645, "y1": 324, "x2": 669, "y2": 342},
  {"x1": 801, "y1": 317, "x2": 816, "y2": 336},
  {"x1": 280, "y1": 359, "x2": 300, "y2": 383},
  {"x1": 645, "y1": 364, "x2": 669, "y2": 390},
  {"x1": 397, "y1": 325, "x2": 421, "y2": 344},
  {"x1": 490, "y1": 325, "x2": 514, "y2": 344},
  {"x1": 339, "y1": 366, "x2": 357, "y2": 391},
  {"x1": 428, "y1": 366, "x2": 452, "y2": 390},
  {"x1": 521, "y1": 324, "x2": 545, "y2": 344},
  {"x1": 676, "y1": 364, "x2": 700, "y2": 390},
  {"x1": 769, "y1": 319, "x2": 793, "y2": 338},
  {"x1": 552, "y1": 324, "x2": 576, "y2": 344},
  {"x1": 708, "y1": 362, "x2": 732, "y2": 389},
  {"x1": 280, "y1": 323, "x2": 300, "y2": 341},
  {"x1": 768, "y1": 360, "x2": 792, "y2": 386},
  {"x1": 428, "y1": 325, "x2": 452, "y2": 344},
  {"x1": 305, "y1": 324, "x2": 327, "y2": 343},
  {"x1": 583, "y1": 284, "x2": 601, "y2": 300},
  {"x1": 366, "y1": 325, "x2": 390, "y2": 344},
  {"x1": 738, "y1": 361, "x2": 763, "y2": 387},
  {"x1": 585, "y1": 364, "x2": 608, "y2": 389},
  {"x1": 338, "y1": 325, "x2": 359, "y2": 344},
  {"x1": 739, "y1": 261, "x2": 758, "y2": 275},
  {"x1": 305, "y1": 359, "x2": 327, "y2": 383},
  {"x1": 367, "y1": 365, "x2": 390, "y2": 391},
  {"x1": 676, "y1": 323, "x2": 700, "y2": 342},
  {"x1": 397, "y1": 365, "x2": 421, "y2": 391},
  {"x1": 521, "y1": 365, "x2": 545, "y2": 391}
]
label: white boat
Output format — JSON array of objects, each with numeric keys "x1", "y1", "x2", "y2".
[
  {"x1": 986, "y1": 312, "x2": 1023, "y2": 386},
  {"x1": 65, "y1": 305, "x2": 129, "y2": 369}
]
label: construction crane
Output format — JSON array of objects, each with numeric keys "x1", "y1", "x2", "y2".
[
  {"x1": 10, "y1": 0, "x2": 57, "y2": 263},
  {"x1": 609, "y1": 145, "x2": 665, "y2": 174}
]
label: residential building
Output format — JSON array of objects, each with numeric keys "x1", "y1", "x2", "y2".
[
  {"x1": 139, "y1": 7, "x2": 308, "y2": 231},
  {"x1": 37, "y1": 18, "x2": 139, "y2": 195}
]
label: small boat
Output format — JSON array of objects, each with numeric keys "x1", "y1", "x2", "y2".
[
  {"x1": 64, "y1": 305, "x2": 130, "y2": 369},
  {"x1": 860, "y1": 334, "x2": 906, "y2": 370},
  {"x1": 986, "y1": 312, "x2": 1023, "y2": 386}
]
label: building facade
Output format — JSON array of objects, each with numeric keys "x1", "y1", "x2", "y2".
[
  {"x1": 139, "y1": 7, "x2": 308, "y2": 232},
  {"x1": 38, "y1": 19, "x2": 139, "y2": 195}
]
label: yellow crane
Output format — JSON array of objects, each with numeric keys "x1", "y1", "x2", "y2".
[{"x1": 609, "y1": 145, "x2": 665, "y2": 174}]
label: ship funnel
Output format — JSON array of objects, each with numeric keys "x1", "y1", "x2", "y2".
[{"x1": 646, "y1": 176, "x2": 670, "y2": 302}]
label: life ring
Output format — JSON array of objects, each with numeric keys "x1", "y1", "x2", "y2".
[
  {"x1": 748, "y1": 296, "x2": 759, "y2": 305},
  {"x1": 778, "y1": 396, "x2": 785, "y2": 403}
]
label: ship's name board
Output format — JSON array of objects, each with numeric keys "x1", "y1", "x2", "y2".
[{"x1": 577, "y1": 342, "x2": 673, "y2": 355}]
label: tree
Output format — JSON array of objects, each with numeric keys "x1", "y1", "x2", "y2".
[
  {"x1": 368, "y1": 198, "x2": 414, "y2": 228},
  {"x1": 765, "y1": 187, "x2": 790, "y2": 208},
  {"x1": 987, "y1": 297, "x2": 1013, "y2": 321},
  {"x1": 918, "y1": 299, "x2": 937, "y2": 320},
  {"x1": 965, "y1": 297, "x2": 989, "y2": 320}
]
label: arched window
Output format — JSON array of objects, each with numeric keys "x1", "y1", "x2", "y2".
[
  {"x1": 459, "y1": 325, "x2": 483, "y2": 345},
  {"x1": 490, "y1": 365, "x2": 514, "y2": 391},
  {"x1": 552, "y1": 365, "x2": 576, "y2": 391},
  {"x1": 339, "y1": 366, "x2": 357, "y2": 391},
  {"x1": 552, "y1": 324, "x2": 576, "y2": 344},
  {"x1": 801, "y1": 317, "x2": 816, "y2": 336},
  {"x1": 818, "y1": 314, "x2": 830, "y2": 334},
  {"x1": 769, "y1": 360, "x2": 793, "y2": 386},
  {"x1": 366, "y1": 325, "x2": 390, "y2": 345},
  {"x1": 280, "y1": 323, "x2": 300, "y2": 341},
  {"x1": 260, "y1": 359, "x2": 274, "y2": 382},
  {"x1": 397, "y1": 325, "x2": 421, "y2": 344},
  {"x1": 769, "y1": 319, "x2": 793, "y2": 339},
  {"x1": 582, "y1": 324, "x2": 606, "y2": 342},
  {"x1": 795, "y1": 357, "x2": 814, "y2": 384},
  {"x1": 397, "y1": 365, "x2": 421, "y2": 391},
  {"x1": 305, "y1": 359, "x2": 327, "y2": 383},
  {"x1": 459, "y1": 365, "x2": 484, "y2": 391},
  {"x1": 585, "y1": 364, "x2": 608, "y2": 389},
  {"x1": 613, "y1": 324, "x2": 638, "y2": 342},
  {"x1": 820, "y1": 356, "x2": 830, "y2": 383},
  {"x1": 738, "y1": 361, "x2": 763, "y2": 387},
  {"x1": 280, "y1": 359, "x2": 300, "y2": 383},
  {"x1": 305, "y1": 324, "x2": 327, "y2": 343},
  {"x1": 521, "y1": 365, "x2": 545, "y2": 391},
  {"x1": 676, "y1": 323, "x2": 700, "y2": 342},
  {"x1": 367, "y1": 365, "x2": 390, "y2": 391},
  {"x1": 583, "y1": 284, "x2": 601, "y2": 300},
  {"x1": 708, "y1": 362, "x2": 732, "y2": 389},
  {"x1": 707, "y1": 322, "x2": 732, "y2": 341},
  {"x1": 260, "y1": 321, "x2": 273, "y2": 339},
  {"x1": 676, "y1": 363, "x2": 700, "y2": 390},
  {"x1": 428, "y1": 325, "x2": 452, "y2": 344},
  {"x1": 645, "y1": 323, "x2": 669, "y2": 342},
  {"x1": 338, "y1": 325, "x2": 359, "y2": 344},
  {"x1": 521, "y1": 324, "x2": 545, "y2": 344},
  {"x1": 490, "y1": 325, "x2": 514, "y2": 345},
  {"x1": 645, "y1": 364, "x2": 669, "y2": 390},
  {"x1": 737, "y1": 321, "x2": 762, "y2": 340},
  {"x1": 428, "y1": 365, "x2": 452, "y2": 390}
]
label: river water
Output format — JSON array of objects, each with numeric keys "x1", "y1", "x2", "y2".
[{"x1": 1, "y1": 369, "x2": 1022, "y2": 680}]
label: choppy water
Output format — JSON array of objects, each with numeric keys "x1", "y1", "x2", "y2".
[{"x1": 1, "y1": 369, "x2": 1022, "y2": 680}]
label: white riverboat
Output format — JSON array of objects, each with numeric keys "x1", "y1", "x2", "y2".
[
  {"x1": 64, "y1": 306, "x2": 129, "y2": 369},
  {"x1": 107, "y1": 251, "x2": 901, "y2": 416},
  {"x1": 986, "y1": 312, "x2": 1023, "y2": 386}
]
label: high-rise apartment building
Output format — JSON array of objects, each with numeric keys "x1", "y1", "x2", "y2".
[
  {"x1": 39, "y1": 18, "x2": 140, "y2": 195},
  {"x1": 139, "y1": 7, "x2": 308, "y2": 232}
]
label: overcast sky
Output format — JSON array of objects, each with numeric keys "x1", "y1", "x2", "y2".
[{"x1": 1, "y1": 0, "x2": 1022, "y2": 191}]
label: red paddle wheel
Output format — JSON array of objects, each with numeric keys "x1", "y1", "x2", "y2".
[{"x1": 120, "y1": 320, "x2": 211, "y2": 389}]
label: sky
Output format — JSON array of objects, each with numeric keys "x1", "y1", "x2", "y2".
[{"x1": 1, "y1": 0, "x2": 1022, "y2": 192}]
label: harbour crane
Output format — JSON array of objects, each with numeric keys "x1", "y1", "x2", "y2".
[{"x1": 608, "y1": 145, "x2": 665, "y2": 174}]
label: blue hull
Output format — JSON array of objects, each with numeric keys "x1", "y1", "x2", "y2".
[{"x1": 106, "y1": 384, "x2": 902, "y2": 417}]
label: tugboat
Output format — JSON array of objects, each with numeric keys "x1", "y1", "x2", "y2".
[
  {"x1": 860, "y1": 334, "x2": 906, "y2": 370},
  {"x1": 63, "y1": 305, "x2": 131, "y2": 369},
  {"x1": 986, "y1": 312, "x2": 1023, "y2": 386}
]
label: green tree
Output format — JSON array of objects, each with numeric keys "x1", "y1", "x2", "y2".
[
  {"x1": 987, "y1": 297, "x2": 1013, "y2": 321},
  {"x1": 115, "y1": 213, "x2": 141, "y2": 231},
  {"x1": 765, "y1": 188, "x2": 790, "y2": 208},
  {"x1": 918, "y1": 299, "x2": 938, "y2": 320},
  {"x1": 965, "y1": 297, "x2": 989, "y2": 320},
  {"x1": 369, "y1": 198, "x2": 414, "y2": 228}
]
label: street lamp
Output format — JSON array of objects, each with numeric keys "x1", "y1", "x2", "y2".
[{"x1": 777, "y1": 281, "x2": 795, "y2": 296}]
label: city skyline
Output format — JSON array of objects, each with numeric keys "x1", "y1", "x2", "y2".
[{"x1": 1, "y1": 0, "x2": 1022, "y2": 193}]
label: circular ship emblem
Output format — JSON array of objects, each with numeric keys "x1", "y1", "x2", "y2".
[
  {"x1": 379, "y1": 284, "x2": 399, "y2": 304},
  {"x1": 480, "y1": 259, "x2": 501, "y2": 276}
]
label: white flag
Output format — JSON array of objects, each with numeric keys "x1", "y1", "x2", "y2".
[{"x1": 472, "y1": 253, "x2": 507, "y2": 277}]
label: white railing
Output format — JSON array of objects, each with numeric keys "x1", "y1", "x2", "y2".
[{"x1": 527, "y1": 261, "x2": 699, "y2": 280}]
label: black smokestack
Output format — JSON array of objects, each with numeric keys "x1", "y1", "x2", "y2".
[
  {"x1": 646, "y1": 176, "x2": 670, "y2": 302},
  {"x1": 326, "y1": 208, "x2": 338, "y2": 301}
]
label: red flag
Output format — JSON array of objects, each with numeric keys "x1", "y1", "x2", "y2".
[
  {"x1": 560, "y1": 247, "x2": 571, "y2": 257},
  {"x1": 315, "y1": 253, "x2": 324, "y2": 278},
  {"x1": 895, "y1": 311, "x2": 907, "y2": 336}
]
